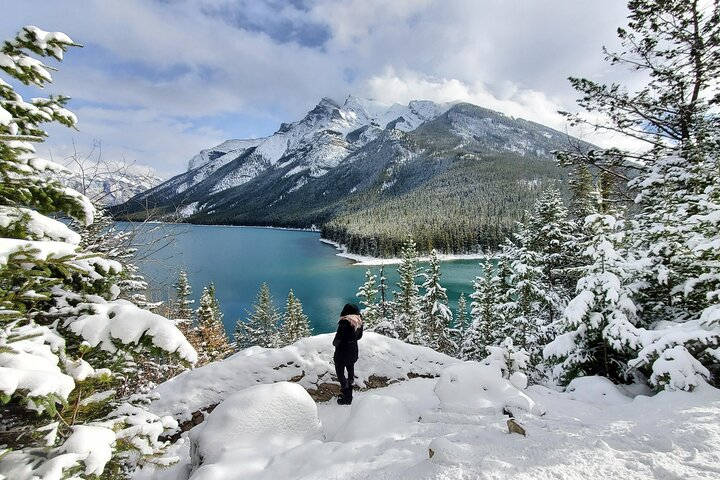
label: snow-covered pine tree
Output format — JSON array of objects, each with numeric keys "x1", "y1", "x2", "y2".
[
  {"x1": 393, "y1": 236, "x2": 423, "y2": 343},
  {"x1": 544, "y1": 214, "x2": 641, "y2": 385},
  {"x1": 173, "y1": 269, "x2": 195, "y2": 338},
  {"x1": 500, "y1": 227, "x2": 557, "y2": 367},
  {"x1": 453, "y1": 292, "x2": 469, "y2": 358},
  {"x1": 235, "y1": 282, "x2": 281, "y2": 349},
  {"x1": 463, "y1": 258, "x2": 507, "y2": 361},
  {"x1": 420, "y1": 250, "x2": 455, "y2": 354},
  {"x1": 556, "y1": 0, "x2": 720, "y2": 390},
  {"x1": 526, "y1": 186, "x2": 577, "y2": 295},
  {"x1": 278, "y1": 289, "x2": 312, "y2": 346},
  {"x1": 357, "y1": 269, "x2": 380, "y2": 330},
  {"x1": 567, "y1": 164, "x2": 597, "y2": 222},
  {"x1": 195, "y1": 283, "x2": 232, "y2": 365},
  {"x1": 0, "y1": 26, "x2": 196, "y2": 479}
]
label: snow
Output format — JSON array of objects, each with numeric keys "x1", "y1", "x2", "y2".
[
  {"x1": 0, "y1": 320, "x2": 74, "y2": 404},
  {"x1": 0, "y1": 206, "x2": 80, "y2": 243},
  {"x1": 59, "y1": 425, "x2": 115, "y2": 476},
  {"x1": 565, "y1": 376, "x2": 633, "y2": 406},
  {"x1": 138, "y1": 360, "x2": 720, "y2": 480},
  {"x1": 177, "y1": 201, "x2": 199, "y2": 218},
  {"x1": 333, "y1": 394, "x2": 412, "y2": 442},
  {"x1": 172, "y1": 95, "x2": 450, "y2": 197},
  {"x1": 189, "y1": 382, "x2": 323, "y2": 480},
  {"x1": 128, "y1": 328, "x2": 720, "y2": 480},
  {"x1": 434, "y1": 361, "x2": 543, "y2": 415},
  {"x1": 0, "y1": 238, "x2": 78, "y2": 266},
  {"x1": 319, "y1": 238, "x2": 486, "y2": 266},
  {"x1": 150, "y1": 332, "x2": 457, "y2": 422},
  {"x1": 66, "y1": 299, "x2": 197, "y2": 363},
  {"x1": 64, "y1": 358, "x2": 95, "y2": 381}
]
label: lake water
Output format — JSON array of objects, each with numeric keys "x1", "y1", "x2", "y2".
[{"x1": 130, "y1": 223, "x2": 484, "y2": 335}]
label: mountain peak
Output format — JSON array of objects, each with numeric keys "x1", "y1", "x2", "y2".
[{"x1": 318, "y1": 97, "x2": 341, "y2": 109}]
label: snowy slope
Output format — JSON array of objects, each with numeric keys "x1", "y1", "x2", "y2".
[
  {"x1": 56, "y1": 168, "x2": 163, "y2": 206},
  {"x1": 136, "y1": 334, "x2": 720, "y2": 480},
  {"x1": 118, "y1": 96, "x2": 452, "y2": 218},
  {"x1": 149, "y1": 332, "x2": 458, "y2": 422}
]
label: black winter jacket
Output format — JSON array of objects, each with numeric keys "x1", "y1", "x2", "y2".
[{"x1": 333, "y1": 319, "x2": 363, "y2": 364}]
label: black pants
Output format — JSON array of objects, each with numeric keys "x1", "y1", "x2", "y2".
[{"x1": 335, "y1": 360, "x2": 355, "y2": 390}]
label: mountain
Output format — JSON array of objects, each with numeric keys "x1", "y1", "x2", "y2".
[
  {"x1": 57, "y1": 167, "x2": 163, "y2": 207},
  {"x1": 114, "y1": 96, "x2": 587, "y2": 255}
]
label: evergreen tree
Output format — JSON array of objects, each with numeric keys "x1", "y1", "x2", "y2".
[
  {"x1": 454, "y1": 292, "x2": 469, "y2": 358},
  {"x1": 195, "y1": 283, "x2": 232, "y2": 365},
  {"x1": 357, "y1": 269, "x2": 380, "y2": 329},
  {"x1": 556, "y1": 0, "x2": 720, "y2": 390},
  {"x1": 526, "y1": 187, "x2": 577, "y2": 294},
  {"x1": 378, "y1": 263, "x2": 390, "y2": 320},
  {"x1": 544, "y1": 214, "x2": 640, "y2": 385},
  {"x1": 173, "y1": 269, "x2": 195, "y2": 337},
  {"x1": 464, "y1": 258, "x2": 507, "y2": 360},
  {"x1": 235, "y1": 282, "x2": 281, "y2": 349},
  {"x1": 393, "y1": 236, "x2": 423, "y2": 343},
  {"x1": 278, "y1": 289, "x2": 312, "y2": 346},
  {"x1": 420, "y1": 250, "x2": 455, "y2": 354},
  {"x1": 501, "y1": 229, "x2": 557, "y2": 366},
  {"x1": 0, "y1": 26, "x2": 195, "y2": 478},
  {"x1": 567, "y1": 164, "x2": 597, "y2": 222}
]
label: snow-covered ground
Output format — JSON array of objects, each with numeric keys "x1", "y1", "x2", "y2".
[{"x1": 135, "y1": 334, "x2": 720, "y2": 480}]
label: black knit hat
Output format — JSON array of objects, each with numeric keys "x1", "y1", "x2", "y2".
[{"x1": 340, "y1": 303, "x2": 360, "y2": 316}]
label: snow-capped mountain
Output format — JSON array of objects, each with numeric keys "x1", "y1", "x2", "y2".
[
  {"x1": 114, "y1": 96, "x2": 589, "y2": 250},
  {"x1": 119, "y1": 96, "x2": 452, "y2": 213},
  {"x1": 57, "y1": 168, "x2": 163, "y2": 207}
]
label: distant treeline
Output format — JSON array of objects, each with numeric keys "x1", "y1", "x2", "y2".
[{"x1": 322, "y1": 156, "x2": 568, "y2": 257}]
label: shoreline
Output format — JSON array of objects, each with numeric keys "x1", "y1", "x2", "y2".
[
  {"x1": 318, "y1": 238, "x2": 492, "y2": 266},
  {"x1": 125, "y1": 220, "x2": 320, "y2": 233}
]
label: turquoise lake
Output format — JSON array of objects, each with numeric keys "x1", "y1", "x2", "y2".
[{"x1": 131, "y1": 223, "x2": 485, "y2": 335}]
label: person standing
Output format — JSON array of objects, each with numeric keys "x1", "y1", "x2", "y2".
[{"x1": 333, "y1": 303, "x2": 363, "y2": 405}]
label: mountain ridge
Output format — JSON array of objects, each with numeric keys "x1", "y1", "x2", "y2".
[{"x1": 113, "y1": 96, "x2": 586, "y2": 255}]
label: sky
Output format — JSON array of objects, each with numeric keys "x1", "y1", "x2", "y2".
[{"x1": 3, "y1": 0, "x2": 635, "y2": 179}]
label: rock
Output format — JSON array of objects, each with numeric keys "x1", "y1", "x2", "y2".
[
  {"x1": 507, "y1": 418, "x2": 526, "y2": 436},
  {"x1": 305, "y1": 382, "x2": 342, "y2": 402}
]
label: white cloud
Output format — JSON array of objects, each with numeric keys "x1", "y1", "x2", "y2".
[
  {"x1": 366, "y1": 67, "x2": 568, "y2": 130},
  {"x1": 2, "y1": 0, "x2": 640, "y2": 176},
  {"x1": 39, "y1": 107, "x2": 228, "y2": 179}
]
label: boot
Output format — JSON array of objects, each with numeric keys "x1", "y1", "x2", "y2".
[
  {"x1": 337, "y1": 386, "x2": 350, "y2": 405},
  {"x1": 343, "y1": 387, "x2": 353, "y2": 405}
]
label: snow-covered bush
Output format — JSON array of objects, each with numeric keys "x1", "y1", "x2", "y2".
[
  {"x1": 434, "y1": 361, "x2": 543, "y2": 416},
  {"x1": 0, "y1": 26, "x2": 195, "y2": 479}
]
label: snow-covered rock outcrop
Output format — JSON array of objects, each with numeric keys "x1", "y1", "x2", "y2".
[{"x1": 150, "y1": 332, "x2": 458, "y2": 423}]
